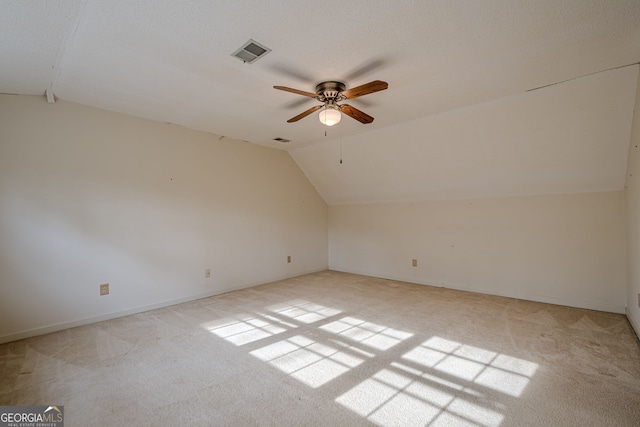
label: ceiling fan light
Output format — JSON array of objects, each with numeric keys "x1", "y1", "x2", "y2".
[{"x1": 319, "y1": 108, "x2": 341, "y2": 126}]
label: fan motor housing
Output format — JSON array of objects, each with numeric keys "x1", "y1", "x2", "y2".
[{"x1": 316, "y1": 81, "x2": 346, "y2": 101}]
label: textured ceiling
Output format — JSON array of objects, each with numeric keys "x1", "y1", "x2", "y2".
[{"x1": 2, "y1": 1, "x2": 640, "y2": 204}]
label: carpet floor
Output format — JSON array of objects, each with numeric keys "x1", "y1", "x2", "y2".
[{"x1": 1, "y1": 270, "x2": 639, "y2": 426}]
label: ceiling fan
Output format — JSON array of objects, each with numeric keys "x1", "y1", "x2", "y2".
[{"x1": 273, "y1": 80, "x2": 388, "y2": 126}]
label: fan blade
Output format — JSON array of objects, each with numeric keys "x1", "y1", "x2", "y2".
[
  {"x1": 287, "y1": 105, "x2": 323, "y2": 122},
  {"x1": 342, "y1": 80, "x2": 388, "y2": 99},
  {"x1": 274, "y1": 86, "x2": 318, "y2": 98},
  {"x1": 340, "y1": 104, "x2": 374, "y2": 124}
]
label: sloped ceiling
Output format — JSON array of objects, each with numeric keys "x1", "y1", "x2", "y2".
[
  {"x1": 292, "y1": 65, "x2": 638, "y2": 204},
  {"x1": 1, "y1": 1, "x2": 640, "y2": 204}
]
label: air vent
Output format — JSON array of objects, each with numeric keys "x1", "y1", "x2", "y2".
[
  {"x1": 273, "y1": 137, "x2": 291, "y2": 143},
  {"x1": 231, "y1": 39, "x2": 271, "y2": 64}
]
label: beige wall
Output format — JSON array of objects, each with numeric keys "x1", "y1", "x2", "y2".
[
  {"x1": 329, "y1": 192, "x2": 627, "y2": 313},
  {"x1": 0, "y1": 95, "x2": 328, "y2": 343},
  {"x1": 625, "y1": 69, "x2": 640, "y2": 336},
  {"x1": 1, "y1": 91, "x2": 635, "y2": 342}
]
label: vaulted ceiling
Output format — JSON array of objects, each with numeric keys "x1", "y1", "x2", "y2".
[{"x1": 2, "y1": 1, "x2": 640, "y2": 204}]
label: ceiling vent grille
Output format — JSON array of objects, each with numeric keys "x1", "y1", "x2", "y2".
[{"x1": 231, "y1": 39, "x2": 271, "y2": 64}]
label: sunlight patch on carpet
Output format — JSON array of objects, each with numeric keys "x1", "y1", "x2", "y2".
[
  {"x1": 336, "y1": 336, "x2": 538, "y2": 426},
  {"x1": 202, "y1": 314, "x2": 289, "y2": 346},
  {"x1": 402, "y1": 336, "x2": 538, "y2": 397},
  {"x1": 268, "y1": 300, "x2": 342, "y2": 324},
  {"x1": 320, "y1": 317, "x2": 413, "y2": 350},
  {"x1": 250, "y1": 335, "x2": 365, "y2": 388},
  {"x1": 336, "y1": 365, "x2": 504, "y2": 427}
]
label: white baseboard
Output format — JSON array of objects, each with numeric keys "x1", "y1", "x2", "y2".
[
  {"x1": 0, "y1": 267, "x2": 327, "y2": 345},
  {"x1": 329, "y1": 267, "x2": 626, "y2": 314},
  {"x1": 626, "y1": 307, "x2": 640, "y2": 340}
]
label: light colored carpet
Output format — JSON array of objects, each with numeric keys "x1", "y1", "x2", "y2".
[{"x1": 1, "y1": 270, "x2": 639, "y2": 426}]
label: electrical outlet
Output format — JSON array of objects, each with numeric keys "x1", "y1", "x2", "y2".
[
  {"x1": 100, "y1": 283, "x2": 109, "y2": 296},
  {"x1": 412, "y1": 259, "x2": 418, "y2": 267},
  {"x1": 287, "y1": 255, "x2": 292, "y2": 263},
  {"x1": 205, "y1": 268, "x2": 211, "y2": 278}
]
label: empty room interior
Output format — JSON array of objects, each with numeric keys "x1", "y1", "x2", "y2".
[{"x1": 2, "y1": 1, "x2": 640, "y2": 426}]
